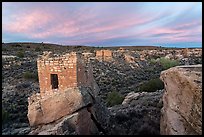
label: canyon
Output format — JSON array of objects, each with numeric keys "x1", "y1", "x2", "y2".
[{"x1": 2, "y1": 43, "x2": 202, "y2": 135}]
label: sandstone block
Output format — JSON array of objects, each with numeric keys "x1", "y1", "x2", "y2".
[
  {"x1": 27, "y1": 87, "x2": 94, "y2": 126},
  {"x1": 160, "y1": 65, "x2": 202, "y2": 135}
]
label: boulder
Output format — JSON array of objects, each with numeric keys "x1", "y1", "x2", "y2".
[
  {"x1": 122, "y1": 92, "x2": 140, "y2": 105},
  {"x1": 160, "y1": 64, "x2": 202, "y2": 135},
  {"x1": 27, "y1": 87, "x2": 94, "y2": 126},
  {"x1": 27, "y1": 86, "x2": 110, "y2": 135},
  {"x1": 29, "y1": 108, "x2": 98, "y2": 135}
]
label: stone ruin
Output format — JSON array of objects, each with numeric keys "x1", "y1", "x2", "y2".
[
  {"x1": 27, "y1": 51, "x2": 109, "y2": 135},
  {"x1": 124, "y1": 54, "x2": 135, "y2": 63},
  {"x1": 139, "y1": 51, "x2": 146, "y2": 61},
  {"x1": 36, "y1": 51, "x2": 96, "y2": 96},
  {"x1": 182, "y1": 48, "x2": 189, "y2": 58},
  {"x1": 117, "y1": 47, "x2": 125, "y2": 53},
  {"x1": 96, "y1": 50, "x2": 112, "y2": 62}
]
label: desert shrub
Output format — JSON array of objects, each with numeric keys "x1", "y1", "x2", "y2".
[
  {"x1": 2, "y1": 47, "x2": 8, "y2": 51},
  {"x1": 34, "y1": 72, "x2": 39, "y2": 81},
  {"x1": 149, "y1": 57, "x2": 179, "y2": 70},
  {"x1": 44, "y1": 46, "x2": 51, "y2": 49},
  {"x1": 23, "y1": 71, "x2": 33, "y2": 79},
  {"x1": 16, "y1": 51, "x2": 24, "y2": 58},
  {"x1": 23, "y1": 71, "x2": 38, "y2": 81},
  {"x1": 111, "y1": 79, "x2": 119, "y2": 86},
  {"x1": 106, "y1": 91, "x2": 124, "y2": 107},
  {"x1": 139, "y1": 78, "x2": 164, "y2": 92},
  {"x1": 150, "y1": 55, "x2": 160, "y2": 60},
  {"x1": 159, "y1": 57, "x2": 179, "y2": 70},
  {"x1": 26, "y1": 45, "x2": 30, "y2": 48},
  {"x1": 19, "y1": 48, "x2": 24, "y2": 51},
  {"x1": 149, "y1": 59, "x2": 157, "y2": 64},
  {"x1": 2, "y1": 109, "x2": 9, "y2": 123},
  {"x1": 12, "y1": 44, "x2": 22, "y2": 47},
  {"x1": 35, "y1": 47, "x2": 41, "y2": 52}
]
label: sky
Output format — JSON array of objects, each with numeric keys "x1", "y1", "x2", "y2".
[{"x1": 2, "y1": 2, "x2": 202, "y2": 47}]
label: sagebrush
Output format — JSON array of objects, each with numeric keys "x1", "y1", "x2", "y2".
[
  {"x1": 139, "y1": 78, "x2": 164, "y2": 92},
  {"x1": 106, "y1": 91, "x2": 124, "y2": 107}
]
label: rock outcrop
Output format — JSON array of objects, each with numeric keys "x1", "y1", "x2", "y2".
[
  {"x1": 108, "y1": 90, "x2": 164, "y2": 135},
  {"x1": 28, "y1": 87, "x2": 110, "y2": 135},
  {"x1": 27, "y1": 87, "x2": 94, "y2": 126},
  {"x1": 160, "y1": 64, "x2": 202, "y2": 135},
  {"x1": 28, "y1": 108, "x2": 98, "y2": 135}
]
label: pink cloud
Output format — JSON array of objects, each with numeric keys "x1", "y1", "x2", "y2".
[
  {"x1": 28, "y1": 7, "x2": 99, "y2": 38},
  {"x1": 140, "y1": 20, "x2": 201, "y2": 42},
  {"x1": 3, "y1": 2, "x2": 201, "y2": 45},
  {"x1": 3, "y1": 4, "x2": 167, "y2": 42},
  {"x1": 3, "y1": 10, "x2": 53, "y2": 33}
]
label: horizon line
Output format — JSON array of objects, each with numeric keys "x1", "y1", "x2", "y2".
[{"x1": 2, "y1": 41, "x2": 202, "y2": 48}]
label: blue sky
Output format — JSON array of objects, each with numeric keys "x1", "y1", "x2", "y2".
[{"x1": 2, "y1": 2, "x2": 202, "y2": 47}]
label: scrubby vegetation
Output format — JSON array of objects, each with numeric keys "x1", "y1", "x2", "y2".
[
  {"x1": 12, "y1": 44, "x2": 22, "y2": 48},
  {"x1": 2, "y1": 109, "x2": 9, "y2": 124},
  {"x1": 2, "y1": 47, "x2": 8, "y2": 51},
  {"x1": 149, "y1": 58, "x2": 157, "y2": 64},
  {"x1": 16, "y1": 51, "x2": 24, "y2": 58},
  {"x1": 159, "y1": 57, "x2": 179, "y2": 70},
  {"x1": 23, "y1": 71, "x2": 38, "y2": 81},
  {"x1": 106, "y1": 91, "x2": 124, "y2": 107},
  {"x1": 150, "y1": 57, "x2": 179, "y2": 70},
  {"x1": 35, "y1": 47, "x2": 41, "y2": 52},
  {"x1": 139, "y1": 78, "x2": 164, "y2": 92}
]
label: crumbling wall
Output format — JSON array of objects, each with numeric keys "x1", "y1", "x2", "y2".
[
  {"x1": 37, "y1": 52, "x2": 95, "y2": 96},
  {"x1": 124, "y1": 54, "x2": 135, "y2": 63},
  {"x1": 182, "y1": 48, "x2": 189, "y2": 58},
  {"x1": 96, "y1": 50, "x2": 112, "y2": 61},
  {"x1": 139, "y1": 51, "x2": 146, "y2": 61}
]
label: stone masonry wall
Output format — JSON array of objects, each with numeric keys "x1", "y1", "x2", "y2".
[
  {"x1": 96, "y1": 50, "x2": 112, "y2": 61},
  {"x1": 37, "y1": 52, "x2": 92, "y2": 97},
  {"x1": 37, "y1": 53, "x2": 77, "y2": 96}
]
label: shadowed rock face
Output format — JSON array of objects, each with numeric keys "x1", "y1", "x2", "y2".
[{"x1": 160, "y1": 64, "x2": 202, "y2": 135}]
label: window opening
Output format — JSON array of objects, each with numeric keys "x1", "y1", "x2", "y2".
[{"x1": 51, "y1": 74, "x2": 59, "y2": 89}]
